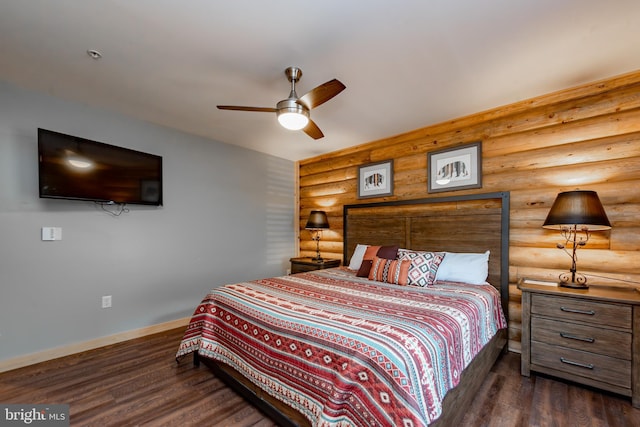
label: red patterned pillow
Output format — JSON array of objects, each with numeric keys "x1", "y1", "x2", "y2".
[
  {"x1": 368, "y1": 256, "x2": 410, "y2": 286},
  {"x1": 397, "y1": 249, "x2": 445, "y2": 287}
]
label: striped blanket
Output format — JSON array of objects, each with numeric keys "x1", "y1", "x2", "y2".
[{"x1": 176, "y1": 267, "x2": 506, "y2": 426}]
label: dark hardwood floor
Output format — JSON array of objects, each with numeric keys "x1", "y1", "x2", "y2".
[{"x1": 1, "y1": 327, "x2": 638, "y2": 426}]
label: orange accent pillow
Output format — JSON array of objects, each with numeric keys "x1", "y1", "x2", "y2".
[
  {"x1": 368, "y1": 256, "x2": 411, "y2": 286},
  {"x1": 363, "y1": 245, "x2": 381, "y2": 261}
]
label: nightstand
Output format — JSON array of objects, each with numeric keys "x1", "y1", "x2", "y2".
[
  {"x1": 289, "y1": 257, "x2": 340, "y2": 274},
  {"x1": 518, "y1": 278, "x2": 640, "y2": 408}
]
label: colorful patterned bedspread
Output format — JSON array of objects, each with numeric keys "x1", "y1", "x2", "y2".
[{"x1": 176, "y1": 267, "x2": 507, "y2": 427}]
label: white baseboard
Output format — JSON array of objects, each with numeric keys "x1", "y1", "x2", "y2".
[{"x1": 0, "y1": 317, "x2": 190, "y2": 374}]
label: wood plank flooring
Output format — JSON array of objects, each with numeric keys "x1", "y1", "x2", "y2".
[{"x1": 1, "y1": 327, "x2": 638, "y2": 426}]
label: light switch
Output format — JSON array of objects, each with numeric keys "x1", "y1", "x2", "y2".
[{"x1": 42, "y1": 227, "x2": 62, "y2": 241}]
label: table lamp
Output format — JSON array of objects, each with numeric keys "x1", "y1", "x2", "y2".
[
  {"x1": 305, "y1": 210, "x2": 329, "y2": 262},
  {"x1": 542, "y1": 190, "x2": 611, "y2": 288}
]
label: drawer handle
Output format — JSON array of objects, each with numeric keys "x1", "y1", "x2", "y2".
[
  {"x1": 559, "y1": 332, "x2": 595, "y2": 343},
  {"x1": 560, "y1": 306, "x2": 595, "y2": 316},
  {"x1": 560, "y1": 357, "x2": 594, "y2": 370}
]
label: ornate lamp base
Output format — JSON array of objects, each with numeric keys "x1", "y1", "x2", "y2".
[
  {"x1": 558, "y1": 271, "x2": 588, "y2": 289},
  {"x1": 311, "y1": 233, "x2": 323, "y2": 262}
]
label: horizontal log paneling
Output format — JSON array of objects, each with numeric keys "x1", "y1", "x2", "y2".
[
  {"x1": 297, "y1": 69, "x2": 640, "y2": 352},
  {"x1": 482, "y1": 109, "x2": 640, "y2": 158},
  {"x1": 483, "y1": 132, "x2": 640, "y2": 173}
]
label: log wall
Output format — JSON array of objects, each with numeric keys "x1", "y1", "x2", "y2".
[{"x1": 297, "y1": 70, "x2": 640, "y2": 352}]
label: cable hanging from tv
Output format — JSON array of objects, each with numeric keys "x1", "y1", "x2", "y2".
[{"x1": 96, "y1": 201, "x2": 129, "y2": 217}]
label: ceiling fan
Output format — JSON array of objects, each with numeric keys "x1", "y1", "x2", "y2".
[{"x1": 217, "y1": 67, "x2": 346, "y2": 139}]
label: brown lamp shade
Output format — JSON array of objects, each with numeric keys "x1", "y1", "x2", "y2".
[
  {"x1": 542, "y1": 190, "x2": 611, "y2": 231},
  {"x1": 305, "y1": 210, "x2": 329, "y2": 230}
]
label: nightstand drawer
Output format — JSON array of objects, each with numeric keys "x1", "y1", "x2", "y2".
[
  {"x1": 531, "y1": 317, "x2": 631, "y2": 359},
  {"x1": 531, "y1": 294, "x2": 632, "y2": 329},
  {"x1": 531, "y1": 341, "x2": 631, "y2": 389}
]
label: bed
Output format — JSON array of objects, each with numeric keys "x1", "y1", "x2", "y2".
[{"x1": 176, "y1": 192, "x2": 510, "y2": 426}]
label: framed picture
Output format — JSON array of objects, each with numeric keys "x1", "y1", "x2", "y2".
[
  {"x1": 358, "y1": 160, "x2": 393, "y2": 199},
  {"x1": 427, "y1": 141, "x2": 482, "y2": 193}
]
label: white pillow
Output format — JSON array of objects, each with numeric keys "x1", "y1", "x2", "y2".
[
  {"x1": 435, "y1": 251, "x2": 490, "y2": 285},
  {"x1": 348, "y1": 244, "x2": 368, "y2": 270}
]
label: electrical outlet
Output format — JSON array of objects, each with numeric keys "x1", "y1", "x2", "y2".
[
  {"x1": 102, "y1": 295, "x2": 112, "y2": 309},
  {"x1": 41, "y1": 227, "x2": 62, "y2": 241}
]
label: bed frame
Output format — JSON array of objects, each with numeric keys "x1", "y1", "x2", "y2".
[{"x1": 196, "y1": 192, "x2": 510, "y2": 427}]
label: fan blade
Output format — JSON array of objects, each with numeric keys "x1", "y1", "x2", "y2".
[
  {"x1": 217, "y1": 105, "x2": 277, "y2": 113},
  {"x1": 303, "y1": 119, "x2": 324, "y2": 140},
  {"x1": 299, "y1": 79, "x2": 346, "y2": 109}
]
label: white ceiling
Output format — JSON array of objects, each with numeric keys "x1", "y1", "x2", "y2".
[{"x1": 2, "y1": 0, "x2": 640, "y2": 161}]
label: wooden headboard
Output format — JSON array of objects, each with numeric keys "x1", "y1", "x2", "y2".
[{"x1": 343, "y1": 192, "x2": 510, "y2": 317}]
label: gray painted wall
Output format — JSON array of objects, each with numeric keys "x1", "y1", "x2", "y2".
[{"x1": 0, "y1": 81, "x2": 295, "y2": 362}]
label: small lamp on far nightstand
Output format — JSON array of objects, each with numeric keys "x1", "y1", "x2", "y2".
[
  {"x1": 543, "y1": 190, "x2": 611, "y2": 288},
  {"x1": 305, "y1": 210, "x2": 329, "y2": 262}
]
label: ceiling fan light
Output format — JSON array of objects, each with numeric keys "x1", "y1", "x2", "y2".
[
  {"x1": 278, "y1": 112, "x2": 309, "y2": 130},
  {"x1": 276, "y1": 100, "x2": 309, "y2": 130}
]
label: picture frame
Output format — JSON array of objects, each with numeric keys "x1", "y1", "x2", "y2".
[
  {"x1": 357, "y1": 160, "x2": 394, "y2": 199},
  {"x1": 427, "y1": 141, "x2": 482, "y2": 193}
]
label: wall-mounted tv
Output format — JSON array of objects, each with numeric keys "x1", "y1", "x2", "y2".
[{"x1": 38, "y1": 128, "x2": 163, "y2": 206}]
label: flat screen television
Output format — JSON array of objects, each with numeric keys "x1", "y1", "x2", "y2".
[{"x1": 38, "y1": 128, "x2": 163, "y2": 206}]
